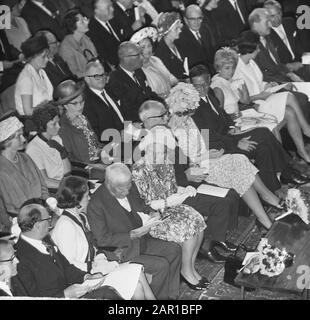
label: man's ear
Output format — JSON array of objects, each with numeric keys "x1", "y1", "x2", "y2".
[{"x1": 0, "y1": 266, "x2": 10, "y2": 281}]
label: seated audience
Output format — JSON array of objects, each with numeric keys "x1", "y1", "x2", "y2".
[
  {"x1": 175, "y1": 5, "x2": 216, "y2": 75},
  {"x1": 4, "y1": 0, "x2": 30, "y2": 52},
  {"x1": 59, "y1": 9, "x2": 99, "y2": 78},
  {"x1": 139, "y1": 100, "x2": 241, "y2": 264},
  {"x1": 36, "y1": 30, "x2": 74, "y2": 89},
  {"x1": 26, "y1": 103, "x2": 71, "y2": 190},
  {"x1": 211, "y1": 47, "x2": 310, "y2": 163},
  {"x1": 54, "y1": 79, "x2": 108, "y2": 178},
  {"x1": 131, "y1": 27, "x2": 178, "y2": 98},
  {"x1": 155, "y1": 12, "x2": 188, "y2": 80},
  {"x1": 0, "y1": 240, "x2": 19, "y2": 296},
  {"x1": 83, "y1": 61, "x2": 124, "y2": 140},
  {"x1": 264, "y1": 0, "x2": 310, "y2": 81},
  {"x1": 133, "y1": 133, "x2": 208, "y2": 290},
  {"x1": 15, "y1": 35, "x2": 53, "y2": 116},
  {"x1": 111, "y1": 0, "x2": 151, "y2": 40},
  {"x1": 87, "y1": 0, "x2": 122, "y2": 70},
  {"x1": 190, "y1": 65, "x2": 308, "y2": 192},
  {"x1": 52, "y1": 175, "x2": 156, "y2": 300},
  {"x1": 0, "y1": 116, "x2": 48, "y2": 232},
  {"x1": 87, "y1": 163, "x2": 182, "y2": 299},
  {"x1": 106, "y1": 41, "x2": 158, "y2": 122},
  {"x1": 21, "y1": 0, "x2": 66, "y2": 41},
  {"x1": 15, "y1": 202, "x2": 122, "y2": 299}
]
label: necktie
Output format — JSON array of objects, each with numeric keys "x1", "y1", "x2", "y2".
[
  {"x1": 265, "y1": 38, "x2": 279, "y2": 64},
  {"x1": 101, "y1": 90, "x2": 113, "y2": 108},
  {"x1": 105, "y1": 22, "x2": 120, "y2": 42},
  {"x1": 42, "y1": 241, "x2": 55, "y2": 258},
  {"x1": 233, "y1": 0, "x2": 246, "y2": 24},
  {"x1": 205, "y1": 95, "x2": 219, "y2": 116},
  {"x1": 195, "y1": 31, "x2": 202, "y2": 45},
  {"x1": 133, "y1": 71, "x2": 141, "y2": 86}
]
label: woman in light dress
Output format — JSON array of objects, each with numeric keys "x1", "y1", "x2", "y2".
[
  {"x1": 130, "y1": 27, "x2": 178, "y2": 98},
  {"x1": 211, "y1": 43, "x2": 310, "y2": 163},
  {"x1": 52, "y1": 175, "x2": 156, "y2": 300},
  {"x1": 167, "y1": 103, "x2": 282, "y2": 231}
]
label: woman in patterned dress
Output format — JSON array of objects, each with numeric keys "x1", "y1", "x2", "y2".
[
  {"x1": 132, "y1": 136, "x2": 207, "y2": 290},
  {"x1": 168, "y1": 110, "x2": 281, "y2": 231}
]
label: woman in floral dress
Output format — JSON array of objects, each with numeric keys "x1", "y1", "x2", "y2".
[{"x1": 132, "y1": 134, "x2": 207, "y2": 290}]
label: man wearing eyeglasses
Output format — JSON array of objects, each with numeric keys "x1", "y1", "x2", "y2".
[
  {"x1": 175, "y1": 5, "x2": 216, "y2": 75},
  {"x1": 36, "y1": 30, "x2": 74, "y2": 89},
  {"x1": 83, "y1": 61, "x2": 124, "y2": 140},
  {"x1": 106, "y1": 41, "x2": 158, "y2": 122},
  {"x1": 14, "y1": 203, "x2": 118, "y2": 299},
  {"x1": 0, "y1": 240, "x2": 19, "y2": 296}
]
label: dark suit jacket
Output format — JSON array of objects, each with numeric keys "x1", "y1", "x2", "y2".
[
  {"x1": 44, "y1": 54, "x2": 74, "y2": 88},
  {"x1": 269, "y1": 18, "x2": 302, "y2": 64},
  {"x1": 106, "y1": 67, "x2": 158, "y2": 122},
  {"x1": 87, "y1": 183, "x2": 151, "y2": 261},
  {"x1": 83, "y1": 85, "x2": 124, "y2": 140},
  {"x1": 155, "y1": 39, "x2": 187, "y2": 80},
  {"x1": 191, "y1": 92, "x2": 239, "y2": 152},
  {"x1": 15, "y1": 237, "x2": 85, "y2": 297},
  {"x1": 21, "y1": 0, "x2": 65, "y2": 41},
  {"x1": 175, "y1": 24, "x2": 215, "y2": 75},
  {"x1": 212, "y1": 0, "x2": 249, "y2": 44},
  {"x1": 87, "y1": 17, "x2": 121, "y2": 68},
  {"x1": 254, "y1": 38, "x2": 291, "y2": 83}
]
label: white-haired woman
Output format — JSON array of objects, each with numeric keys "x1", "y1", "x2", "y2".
[
  {"x1": 132, "y1": 129, "x2": 208, "y2": 291},
  {"x1": 130, "y1": 27, "x2": 178, "y2": 98},
  {"x1": 211, "y1": 46, "x2": 310, "y2": 163}
]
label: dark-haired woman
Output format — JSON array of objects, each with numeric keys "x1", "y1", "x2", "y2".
[
  {"x1": 15, "y1": 35, "x2": 53, "y2": 116},
  {"x1": 233, "y1": 31, "x2": 310, "y2": 162},
  {"x1": 51, "y1": 175, "x2": 156, "y2": 300},
  {"x1": 59, "y1": 8, "x2": 98, "y2": 78},
  {"x1": 26, "y1": 102, "x2": 71, "y2": 189}
]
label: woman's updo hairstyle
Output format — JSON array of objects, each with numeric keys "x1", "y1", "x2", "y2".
[{"x1": 237, "y1": 30, "x2": 260, "y2": 55}]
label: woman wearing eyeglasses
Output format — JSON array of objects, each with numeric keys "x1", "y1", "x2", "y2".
[
  {"x1": 0, "y1": 116, "x2": 49, "y2": 232},
  {"x1": 0, "y1": 240, "x2": 19, "y2": 296},
  {"x1": 59, "y1": 8, "x2": 98, "y2": 78},
  {"x1": 55, "y1": 79, "x2": 109, "y2": 180},
  {"x1": 51, "y1": 175, "x2": 156, "y2": 300}
]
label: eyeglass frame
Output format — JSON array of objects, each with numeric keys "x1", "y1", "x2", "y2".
[
  {"x1": 86, "y1": 73, "x2": 109, "y2": 80},
  {"x1": 186, "y1": 16, "x2": 203, "y2": 21},
  {"x1": 67, "y1": 98, "x2": 85, "y2": 106},
  {"x1": 145, "y1": 110, "x2": 170, "y2": 121},
  {"x1": 124, "y1": 52, "x2": 143, "y2": 58},
  {"x1": 37, "y1": 216, "x2": 52, "y2": 223},
  {"x1": 0, "y1": 254, "x2": 16, "y2": 263}
]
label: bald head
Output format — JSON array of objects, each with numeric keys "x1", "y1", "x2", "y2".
[
  {"x1": 0, "y1": 240, "x2": 12, "y2": 260},
  {"x1": 118, "y1": 41, "x2": 143, "y2": 71},
  {"x1": 185, "y1": 4, "x2": 203, "y2": 31},
  {"x1": 249, "y1": 8, "x2": 271, "y2": 36},
  {"x1": 139, "y1": 100, "x2": 166, "y2": 121},
  {"x1": 185, "y1": 4, "x2": 202, "y2": 16},
  {"x1": 94, "y1": 0, "x2": 114, "y2": 22},
  {"x1": 84, "y1": 61, "x2": 107, "y2": 90}
]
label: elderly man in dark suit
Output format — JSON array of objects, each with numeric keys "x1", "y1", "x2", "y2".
[
  {"x1": 175, "y1": 5, "x2": 215, "y2": 74},
  {"x1": 21, "y1": 0, "x2": 65, "y2": 41},
  {"x1": 264, "y1": 0, "x2": 310, "y2": 81},
  {"x1": 15, "y1": 202, "x2": 119, "y2": 299},
  {"x1": 87, "y1": 0, "x2": 122, "y2": 70},
  {"x1": 83, "y1": 61, "x2": 124, "y2": 140},
  {"x1": 87, "y1": 163, "x2": 182, "y2": 299},
  {"x1": 106, "y1": 41, "x2": 158, "y2": 122},
  {"x1": 189, "y1": 64, "x2": 309, "y2": 191}
]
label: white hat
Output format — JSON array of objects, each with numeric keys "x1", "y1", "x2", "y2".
[
  {"x1": 130, "y1": 26, "x2": 158, "y2": 44},
  {"x1": 0, "y1": 116, "x2": 24, "y2": 143}
]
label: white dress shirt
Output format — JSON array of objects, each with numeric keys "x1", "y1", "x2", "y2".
[
  {"x1": 90, "y1": 87, "x2": 124, "y2": 123},
  {"x1": 0, "y1": 281, "x2": 13, "y2": 296},
  {"x1": 117, "y1": 197, "x2": 132, "y2": 212},
  {"x1": 94, "y1": 16, "x2": 120, "y2": 42},
  {"x1": 272, "y1": 24, "x2": 295, "y2": 60},
  {"x1": 32, "y1": 0, "x2": 53, "y2": 17},
  {"x1": 228, "y1": 0, "x2": 246, "y2": 24},
  {"x1": 21, "y1": 234, "x2": 51, "y2": 255},
  {"x1": 202, "y1": 96, "x2": 219, "y2": 115}
]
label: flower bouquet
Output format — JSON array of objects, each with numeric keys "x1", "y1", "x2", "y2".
[
  {"x1": 165, "y1": 82, "x2": 200, "y2": 115},
  {"x1": 241, "y1": 238, "x2": 294, "y2": 277},
  {"x1": 285, "y1": 188, "x2": 310, "y2": 225}
]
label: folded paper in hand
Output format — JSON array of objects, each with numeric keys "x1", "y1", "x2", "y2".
[
  {"x1": 82, "y1": 277, "x2": 105, "y2": 290},
  {"x1": 197, "y1": 184, "x2": 229, "y2": 198}
]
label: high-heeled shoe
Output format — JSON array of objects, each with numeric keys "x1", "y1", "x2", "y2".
[
  {"x1": 180, "y1": 274, "x2": 208, "y2": 290},
  {"x1": 296, "y1": 152, "x2": 310, "y2": 166},
  {"x1": 198, "y1": 276, "x2": 211, "y2": 285},
  {"x1": 261, "y1": 199, "x2": 287, "y2": 212},
  {"x1": 255, "y1": 220, "x2": 269, "y2": 236}
]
